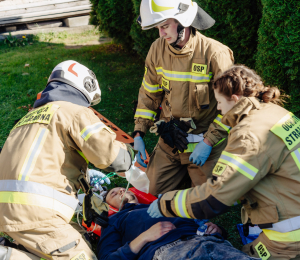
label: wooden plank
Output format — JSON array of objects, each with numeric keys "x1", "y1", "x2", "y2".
[
  {"x1": 0, "y1": 0, "x2": 81, "y2": 11},
  {"x1": 0, "y1": 0, "x2": 90, "y2": 17},
  {"x1": 0, "y1": 4, "x2": 91, "y2": 24},
  {"x1": 0, "y1": 5, "x2": 91, "y2": 25}
]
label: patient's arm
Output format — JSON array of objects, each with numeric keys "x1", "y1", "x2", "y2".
[{"x1": 129, "y1": 221, "x2": 176, "y2": 254}]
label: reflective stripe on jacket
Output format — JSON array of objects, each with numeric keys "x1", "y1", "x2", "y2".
[
  {"x1": 134, "y1": 30, "x2": 234, "y2": 146},
  {"x1": 158, "y1": 97, "x2": 300, "y2": 243},
  {"x1": 0, "y1": 101, "x2": 125, "y2": 232}
]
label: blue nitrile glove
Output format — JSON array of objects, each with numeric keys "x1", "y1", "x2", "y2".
[
  {"x1": 89, "y1": 169, "x2": 111, "y2": 192},
  {"x1": 189, "y1": 141, "x2": 213, "y2": 166},
  {"x1": 147, "y1": 195, "x2": 163, "y2": 218},
  {"x1": 134, "y1": 136, "x2": 147, "y2": 168}
]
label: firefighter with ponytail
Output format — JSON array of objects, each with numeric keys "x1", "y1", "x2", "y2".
[{"x1": 148, "y1": 65, "x2": 300, "y2": 259}]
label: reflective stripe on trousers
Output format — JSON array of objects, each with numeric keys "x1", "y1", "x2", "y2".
[
  {"x1": 0, "y1": 180, "x2": 78, "y2": 221},
  {"x1": 263, "y1": 215, "x2": 300, "y2": 242}
]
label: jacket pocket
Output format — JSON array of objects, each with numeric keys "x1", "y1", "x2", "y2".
[
  {"x1": 246, "y1": 205, "x2": 279, "y2": 225},
  {"x1": 194, "y1": 83, "x2": 209, "y2": 110}
]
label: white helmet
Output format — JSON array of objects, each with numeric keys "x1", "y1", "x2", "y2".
[
  {"x1": 138, "y1": 0, "x2": 215, "y2": 30},
  {"x1": 47, "y1": 60, "x2": 101, "y2": 106}
]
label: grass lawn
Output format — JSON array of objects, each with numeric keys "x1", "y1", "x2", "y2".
[{"x1": 0, "y1": 31, "x2": 243, "y2": 249}]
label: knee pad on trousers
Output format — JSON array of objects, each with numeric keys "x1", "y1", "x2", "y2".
[{"x1": 0, "y1": 245, "x2": 11, "y2": 260}]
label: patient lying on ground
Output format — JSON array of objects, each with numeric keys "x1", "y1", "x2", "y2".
[{"x1": 97, "y1": 187, "x2": 257, "y2": 260}]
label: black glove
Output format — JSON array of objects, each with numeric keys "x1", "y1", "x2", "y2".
[
  {"x1": 83, "y1": 192, "x2": 109, "y2": 228},
  {"x1": 156, "y1": 119, "x2": 189, "y2": 152}
]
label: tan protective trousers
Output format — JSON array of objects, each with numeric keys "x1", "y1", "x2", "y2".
[
  {"x1": 242, "y1": 232, "x2": 300, "y2": 260},
  {"x1": 146, "y1": 137, "x2": 227, "y2": 196},
  {"x1": 2, "y1": 221, "x2": 97, "y2": 260}
]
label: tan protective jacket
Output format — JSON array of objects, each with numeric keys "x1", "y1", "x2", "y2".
[
  {"x1": 0, "y1": 101, "x2": 127, "y2": 232},
  {"x1": 159, "y1": 97, "x2": 300, "y2": 242},
  {"x1": 134, "y1": 30, "x2": 234, "y2": 146}
]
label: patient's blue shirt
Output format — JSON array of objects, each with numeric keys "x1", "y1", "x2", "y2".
[{"x1": 97, "y1": 203, "x2": 199, "y2": 260}]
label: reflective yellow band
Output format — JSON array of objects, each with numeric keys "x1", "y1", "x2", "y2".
[
  {"x1": 270, "y1": 112, "x2": 300, "y2": 150},
  {"x1": 291, "y1": 148, "x2": 300, "y2": 171},
  {"x1": 80, "y1": 122, "x2": 106, "y2": 141},
  {"x1": 174, "y1": 189, "x2": 191, "y2": 218},
  {"x1": 179, "y1": 143, "x2": 198, "y2": 153},
  {"x1": 213, "y1": 138, "x2": 226, "y2": 147},
  {"x1": 134, "y1": 109, "x2": 157, "y2": 121},
  {"x1": 18, "y1": 128, "x2": 49, "y2": 181},
  {"x1": 0, "y1": 191, "x2": 75, "y2": 221},
  {"x1": 155, "y1": 67, "x2": 213, "y2": 83},
  {"x1": 219, "y1": 151, "x2": 258, "y2": 180},
  {"x1": 142, "y1": 78, "x2": 162, "y2": 93},
  {"x1": 214, "y1": 115, "x2": 231, "y2": 133},
  {"x1": 263, "y1": 229, "x2": 300, "y2": 242},
  {"x1": 77, "y1": 150, "x2": 89, "y2": 164},
  {"x1": 11, "y1": 104, "x2": 60, "y2": 131}
]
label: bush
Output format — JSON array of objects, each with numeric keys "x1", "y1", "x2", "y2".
[
  {"x1": 255, "y1": 0, "x2": 300, "y2": 115},
  {"x1": 90, "y1": 0, "x2": 134, "y2": 50},
  {"x1": 194, "y1": 0, "x2": 262, "y2": 68}
]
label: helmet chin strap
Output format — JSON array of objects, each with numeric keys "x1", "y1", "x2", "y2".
[{"x1": 170, "y1": 23, "x2": 186, "y2": 48}]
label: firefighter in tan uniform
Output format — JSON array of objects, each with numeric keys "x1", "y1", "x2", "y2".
[
  {"x1": 0, "y1": 61, "x2": 135, "y2": 260},
  {"x1": 133, "y1": 0, "x2": 234, "y2": 195},
  {"x1": 148, "y1": 65, "x2": 300, "y2": 259}
]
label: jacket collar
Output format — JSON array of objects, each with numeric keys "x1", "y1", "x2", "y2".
[
  {"x1": 166, "y1": 29, "x2": 196, "y2": 57},
  {"x1": 221, "y1": 97, "x2": 261, "y2": 128}
]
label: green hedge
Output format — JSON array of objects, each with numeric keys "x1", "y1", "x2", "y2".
[
  {"x1": 255, "y1": 0, "x2": 300, "y2": 115},
  {"x1": 89, "y1": 0, "x2": 134, "y2": 49},
  {"x1": 195, "y1": 0, "x2": 262, "y2": 68}
]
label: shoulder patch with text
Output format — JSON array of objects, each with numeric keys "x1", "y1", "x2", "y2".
[
  {"x1": 192, "y1": 63, "x2": 207, "y2": 74},
  {"x1": 161, "y1": 77, "x2": 170, "y2": 90},
  {"x1": 12, "y1": 104, "x2": 60, "y2": 131},
  {"x1": 270, "y1": 112, "x2": 300, "y2": 150},
  {"x1": 255, "y1": 242, "x2": 270, "y2": 260},
  {"x1": 213, "y1": 162, "x2": 227, "y2": 176}
]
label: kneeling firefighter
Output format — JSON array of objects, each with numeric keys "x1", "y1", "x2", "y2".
[
  {"x1": 133, "y1": 0, "x2": 234, "y2": 195},
  {"x1": 148, "y1": 65, "x2": 300, "y2": 259},
  {"x1": 0, "y1": 60, "x2": 135, "y2": 260}
]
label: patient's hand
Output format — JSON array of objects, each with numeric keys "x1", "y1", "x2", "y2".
[
  {"x1": 204, "y1": 222, "x2": 222, "y2": 235},
  {"x1": 144, "y1": 221, "x2": 176, "y2": 242},
  {"x1": 129, "y1": 222, "x2": 176, "y2": 254}
]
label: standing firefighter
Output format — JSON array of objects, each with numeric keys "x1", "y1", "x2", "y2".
[
  {"x1": 148, "y1": 65, "x2": 300, "y2": 259},
  {"x1": 133, "y1": 0, "x2": 234, "y2": 195},
  {"x1": 0, "y1": 60, "x2": 134, "y2": 260}
]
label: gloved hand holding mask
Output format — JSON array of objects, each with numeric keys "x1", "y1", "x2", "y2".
[
  {"x1": 151, "y1": 119, "x2": 189, "y2": 152},
  {"x1": 83, "y1": 192, "x2": 109, "y2": 228},
  {"x1": 89, "y1": 169, "x2": 111, "y2": 192}
]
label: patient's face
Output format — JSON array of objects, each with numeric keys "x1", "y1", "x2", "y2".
[{"x1": 106, "y1": 187, "x2": 138, "y2": 209}]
